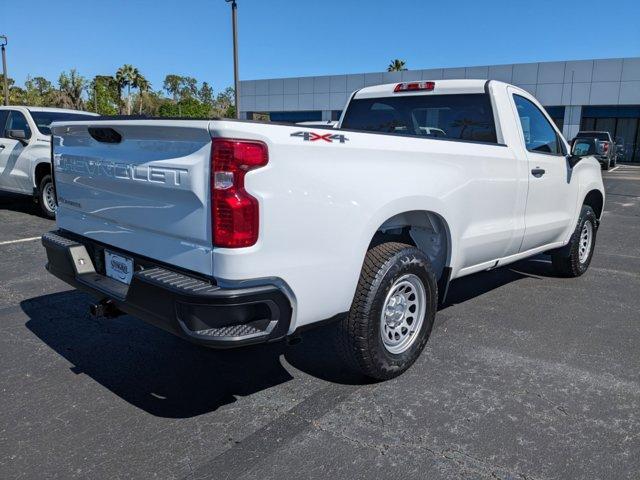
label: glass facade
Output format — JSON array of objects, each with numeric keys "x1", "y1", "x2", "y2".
[
  {"x1": 545, "y1": 106, "x2": 565, "y2": 132},
  {"x1": 246, "y1": 111, "x2": 322, "y2": 123},
  {"x1": 581, "y1": 106, "x2": 640, "y2": 162}
]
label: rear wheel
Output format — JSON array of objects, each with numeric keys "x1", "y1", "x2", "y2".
[
  {"x1": 335, "y1": 242, "x2": 437, "y2": 380},
  {"x1": 38, "y1": 174, "x2": 56, "y2": 219},
  {"x1": 551, "y1": 205, "x2": 597, "y2": 277}
]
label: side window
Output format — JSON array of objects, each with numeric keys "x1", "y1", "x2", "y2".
[
  {"x1": 0, "y1": 110, "x2": 8, "y2": 139},
  {"x1": 513, "y1": 95, "x2": 562, "y2": 155},
  {"x1": 6, "y1": 111, "x2": 32, "y2": 140}
]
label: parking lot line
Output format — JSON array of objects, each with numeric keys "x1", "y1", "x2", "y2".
[
  {"x1": 0, "y1": 236, "x2": 42, "y2": 246},
  {"x1": 608, "y1": 166, "x2": 620, "y2": 172}
]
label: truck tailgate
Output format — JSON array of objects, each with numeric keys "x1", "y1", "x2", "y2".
[{"x1": 51, "y1": 120, "x2": 214, "y2": 276}]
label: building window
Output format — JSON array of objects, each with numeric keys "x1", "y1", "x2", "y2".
[
  {"x1": 580, "y1": 106, "x2": 640, "y2": 162},
  {"x1": 246, "y1": 111, "x2": 322, "y2": 123},
  {"x1": 544, "y1": 106, "x2": 565, "y2": 132},
  {"x1": 331, "y1": 110, "x2": 343, "y2": 121}
]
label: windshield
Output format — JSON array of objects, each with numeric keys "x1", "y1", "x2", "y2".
[{"x1": 30, "y1": 111, "x2": 97, "y2": 135}]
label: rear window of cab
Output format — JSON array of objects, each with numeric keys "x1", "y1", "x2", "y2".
[{"x1": 341, "y1": 93, "x2": 498, "y2": 144}]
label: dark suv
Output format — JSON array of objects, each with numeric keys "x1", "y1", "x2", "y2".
[{"x1": 573, "y1": 131, "x2": 616, "y2": 170}]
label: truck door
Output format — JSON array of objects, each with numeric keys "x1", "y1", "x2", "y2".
[
  {"x1": 0, "y1": 109, "x2": 12, "y2": 190},
  {"x1": 509, "y1": 91, "x2": 579, "y2": 251},
  {"x1": 0, "y1": 110, "x2": 33, "y2": 193}
]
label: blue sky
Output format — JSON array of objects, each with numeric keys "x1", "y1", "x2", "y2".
[{"x1": 4, "y1": 0, "x2": 640, "y2": 95}]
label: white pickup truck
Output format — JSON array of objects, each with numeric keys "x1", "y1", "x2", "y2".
[
  {"x1": 0, "y1": 106, "x2": 98, "y2": 217},
  {"x1": 42, "y1": 79, "x2": 604, "y2": 379}
]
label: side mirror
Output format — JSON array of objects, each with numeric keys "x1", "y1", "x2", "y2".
[
  {"x1": 7, "y1": 129, "x2": 28, "y2": 144},
  {"x1": 567, "y1": 155, "x2": 582, "y2": 168},
  {"x1": 568, "y1": 140, "x2": 596, "y2": 168}
]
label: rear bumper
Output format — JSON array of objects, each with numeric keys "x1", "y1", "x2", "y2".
[{"x1": 41, "y1": 231, "x2": 292, "y2": 348}]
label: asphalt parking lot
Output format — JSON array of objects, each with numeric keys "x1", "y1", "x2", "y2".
[{"x1": 1, "y1": 165, "x2": 639, "y2": 479}]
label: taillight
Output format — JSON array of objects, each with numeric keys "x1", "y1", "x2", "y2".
[
  {"x1": 394, "y1": 81, "x2": 435, "y2": 93},
  {"x1": 602, "y1": 141, "x2": 609, "y2": 153},
  {"x1": 211, "y1": 138, "x2": 268, "y2": 248}
]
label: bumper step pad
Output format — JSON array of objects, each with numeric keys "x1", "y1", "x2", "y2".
[{"x1": 41, "y1": 230, "x2": 292, "y2": 348}]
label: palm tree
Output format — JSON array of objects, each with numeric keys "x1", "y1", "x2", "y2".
[
  {"x1": 134, "y1": 75, "x2": 150, "y2": 115},
  {"x1": 387, "y1": 59, "x2": 407, "y2": 72},
  {"x1": 116, "y1": 64, "x2": 138, "y2": 115}
]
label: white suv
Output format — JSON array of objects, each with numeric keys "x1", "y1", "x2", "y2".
[{"x1": 0, "y1": 106, "x2": 98, "y2": 218}]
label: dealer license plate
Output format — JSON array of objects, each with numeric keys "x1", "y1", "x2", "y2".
[{"x1": 104, "y1": 250, "x2": 134, "y2": 285}]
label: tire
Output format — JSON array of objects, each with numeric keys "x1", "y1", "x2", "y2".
[
  {"x1": 551, "y1": 205, "x2": 597, "y2": 277},
  {"x1": 335, "y1": 242, "x2": 437, "y2": 380},
  {"x1": 38, "y1": 174, "x2": 56, "y2": 219}
]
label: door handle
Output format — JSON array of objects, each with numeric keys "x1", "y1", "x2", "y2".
[
  {"x1": 531, "y1": 168, "x2": 546, "y2": 177},
  {"x1": 0, "y1": 144, "x2": 5, "y2": 149}
]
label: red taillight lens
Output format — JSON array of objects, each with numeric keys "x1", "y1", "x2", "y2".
[
  {"x1": 394, "y1": 81, "x2": 435, "y2": 93},
  {"x1": 602, "y1": 141, "x2": 609, "y2": 153},
  {"x1": 211, "y1": 138, "x2": 268, "y2": 248}
]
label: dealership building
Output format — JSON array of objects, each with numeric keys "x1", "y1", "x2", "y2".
[{"x1": 239, "y1": 57, "x2": 640, "y2": 162}]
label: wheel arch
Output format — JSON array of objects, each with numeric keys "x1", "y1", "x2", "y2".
[
  {"x1": 368, "y1": 209, "x2": 453, "y2": 282},
  {"x1": 583, "y1": 189, "x2": 604, "y2": 220},
  {"x1": 33, "y1": 161, "x2": 51, "y2": 189}
]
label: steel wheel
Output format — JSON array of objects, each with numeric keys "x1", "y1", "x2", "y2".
[
  {"x1": 42, "y1": 181, "x2": 57, "y2": 214},
  {"x1": 578, "y1": 220, "x2": 593, "y2": 264},
  {"x1": 380, "y1": 273, "x2": 426, "y2": 354}
]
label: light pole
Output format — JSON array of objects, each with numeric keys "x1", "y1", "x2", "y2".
[
  {"x1": 226, "y1": 0, "x2": 240, "y2": 118},
  {"x1": 1, "y1": 35, "x2": 8, "y2": 106}
]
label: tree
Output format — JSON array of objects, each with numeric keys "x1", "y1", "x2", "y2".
[
  {"x1": 24, "y1": 76, "x2": 55, "y2": 106},
  {"x1": 88, "y1": 75, "x2": 119, "y2": 115},
  {"x1": 137, "y1": 90, "x2": 167, "y2": 117},
  {"x1": 387, "y1": 59, "x2": 407, "y2": 72},
  {"x1": 116, "y1": 64, "x2": 140, "y2": 115},
  {"x1": 180, "y1": 76, "x2": 198, "y2": 100},
  {"x1": 133, "y1": 75, "x2": 150, "y2": 114},
  {"x1": 213, "y1": 87, "x2": 235, "y2": 118},
  {"x1": 0, "y1": 74, "x2": 17, "y2": 104},
  {"x1": 158, "y1": 97, "x2": 210, "y2": 118},
  {"x1": 57, "y1": 69, "x2": 87, "y2": 109},
  {"x1": 198, "y1": 82, "x2": 214, "y2": 107},
  {"x1": 163, "y1": 74, "x2": 183, "y2": 102}
]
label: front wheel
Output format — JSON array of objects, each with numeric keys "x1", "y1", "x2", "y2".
[
  {"x1": 335, "y1": 242, "x2": 437, "y2": 380},
  {"x1": 38, "y1": 174, "x2": 56, "y2": 219},
  {"x1": 551, "y1": 205, "x2": 597, "y2": 277}
]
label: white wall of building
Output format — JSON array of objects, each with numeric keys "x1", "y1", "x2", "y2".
[{"x1": 239, "y1": 57, "x2": 640, "y2": 138}]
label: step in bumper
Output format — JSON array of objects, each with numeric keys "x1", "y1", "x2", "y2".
[{"x1": 41, "y1": 230, "x2": 292, "y2": 348}]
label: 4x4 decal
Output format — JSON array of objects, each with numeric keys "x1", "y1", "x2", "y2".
[{"x1": 290, "y1": 131, "x2": 349, "y2": 144}]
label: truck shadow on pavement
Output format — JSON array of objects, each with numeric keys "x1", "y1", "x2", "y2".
[
  {"x1": 21, "y1": 290, "x2": 366, "y2": 419},
  {"x1": 441, "y1": 254, "x2": 562, "y2": 309},
  {"x1": 21, "y1": 256, "x2": 559, "y2": 419},
  {"x1": 0, "y1": 192, "x2": 42, "y2": 217}
]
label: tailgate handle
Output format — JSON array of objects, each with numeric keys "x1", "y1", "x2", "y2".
[{"x1": 88, "y1": 127, "x2": 122, "y2": 144}]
